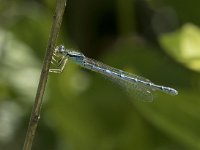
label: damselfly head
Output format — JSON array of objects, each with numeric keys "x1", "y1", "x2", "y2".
[{"x1": 55, "y1": 45, "x2": 66, "y2": 55}]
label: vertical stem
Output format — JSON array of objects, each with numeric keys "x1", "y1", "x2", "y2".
[{"x1": 23, "y1": 0, "x2": 67, "y2": 150}]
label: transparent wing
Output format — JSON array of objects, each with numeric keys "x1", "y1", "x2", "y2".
[
  {"x1": 105, "y1": 72, "x2": 154, "y2": 102},
  {"x1": 82, "y1": 57, "x2": 155, "y2": 102}
]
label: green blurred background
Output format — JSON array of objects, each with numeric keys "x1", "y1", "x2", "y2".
[{"x1": 0, "y1": 0, "x2": 200, "y2": 150}]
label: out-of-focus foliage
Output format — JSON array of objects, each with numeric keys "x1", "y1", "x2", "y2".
[
  {"x1": 0, "y1": 0, "x2": 200, "y2": 150},
  {"x1": 160, "y1": 23, "x2": 200, "y2": 72}
]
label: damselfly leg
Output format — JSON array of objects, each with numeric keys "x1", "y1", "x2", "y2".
[{"x1": 50, "y1": 51, "x2": 68, "y2": 73}]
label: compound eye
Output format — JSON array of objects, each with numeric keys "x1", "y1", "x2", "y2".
[
  {"x1": 55, "y1": 45, "x2": 65, "y2": 54},
  {"x1": 59, "y1": 45, "x2": 65, "y2": 52},
  {"x1": 60, "y1": 45, "x2": 65, "y2": 50}
]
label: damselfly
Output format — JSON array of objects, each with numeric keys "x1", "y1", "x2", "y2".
[{"x1": 50, "y1": 45, "x2": 178, "y2": 101}]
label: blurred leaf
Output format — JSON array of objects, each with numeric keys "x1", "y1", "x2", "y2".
[
  {"x1": 159, "y1": 23, "x2": 200, "y2": 72},
  {"x1": 0, "y1": 27, "x2": 42, "y2": 149},
  {"x1": 0, "y1": 27, "x2": 41, "y2": 101}
]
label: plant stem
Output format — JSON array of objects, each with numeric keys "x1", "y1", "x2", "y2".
[{"x1": 23, "y1": 0, "x2": 67, "y2": 149}]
